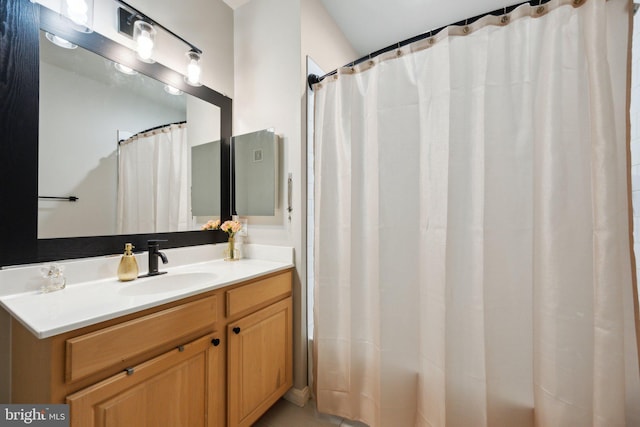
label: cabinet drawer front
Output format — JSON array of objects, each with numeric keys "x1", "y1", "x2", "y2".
[
  {"x1": 67, "y1": 334, "x2": 214, "y2": 427},
  {"x1": 226, "y1": 271, "x2": 292, "y2": 318},
  {"x1": 66, "y1": 295, "x2": 217, "y2": 383}
]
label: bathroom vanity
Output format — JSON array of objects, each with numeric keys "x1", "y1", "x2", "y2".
[{"x1": 1, "y1": 250, "x2": 293, "y2": 427}]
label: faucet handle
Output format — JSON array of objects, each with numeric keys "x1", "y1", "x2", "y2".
[{"x1": 147, "y1": 239, "x2": 168, "y2": 248}]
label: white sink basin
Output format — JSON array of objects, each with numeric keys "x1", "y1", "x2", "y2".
[{"x1": 118, "y1": 272, "x2": 218, "y2": 296}]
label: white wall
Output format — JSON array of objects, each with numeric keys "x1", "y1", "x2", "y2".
[
  {"x1": 233, "y1": 0, "x2": 356, "y2": 396},
  {"x1": 234, "y1": 0, "x2": 300, "y2": 244},
  {"x1": 234, "y1": 0, "x2": 304, "y2": 394}
]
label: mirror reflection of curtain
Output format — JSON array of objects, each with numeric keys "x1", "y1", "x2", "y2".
[
  {"x1": 313, "y1": 0, "x2": 640, "y2": 426},
  {"x1": 117, "y1": 123, "x2": 189, "y2": 234}
]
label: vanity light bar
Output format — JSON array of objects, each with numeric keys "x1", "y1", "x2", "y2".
[
  {"x1": 115, "y1": 4, "x2": 202, "y2": 55},
  {"x1": 115, "y1": 2, "x2": 203, "y2": 86}
]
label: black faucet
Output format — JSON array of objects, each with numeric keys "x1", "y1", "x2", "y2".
[{"x1": 147, "y1": 240, "x2": 168, "y2": 276}]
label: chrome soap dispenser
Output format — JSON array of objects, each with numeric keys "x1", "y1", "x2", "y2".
[{"x1": 117, "y1": 243, "x2": 139, "y2": 281}]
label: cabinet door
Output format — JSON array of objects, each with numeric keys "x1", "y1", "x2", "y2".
[
  {"x1": 67, "y1": 334, "x2": 222, "y2": 427},
  {"x1": 227, "y1": 297, "x2": 293, "y2": 427}
]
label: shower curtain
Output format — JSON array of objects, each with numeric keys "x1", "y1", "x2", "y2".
[
  {"x1": 117, "y1": 123, "x2": 189, "y2": 234},
  {"x1": 313, "y1": 0, "x2": 640, "y2": 426}
]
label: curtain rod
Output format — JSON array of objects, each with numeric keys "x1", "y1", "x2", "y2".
[
  {"x1": 308, "y1": 0, "x2": 553, "y2": 89},
  {"x1": 38, "y1": 196, "x2": 79, "y2": 202},
  {"x1": 118, "y1": 121, "x2": 187, "y2": 144}
]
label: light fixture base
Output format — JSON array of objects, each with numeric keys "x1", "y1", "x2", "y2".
[{"x1": 117, "y1": 8, "x2": 136, "y2": 38}]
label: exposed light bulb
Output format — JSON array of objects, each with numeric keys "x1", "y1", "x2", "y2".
[
  {"x1": 187, "y1": 60, "x2": 201, "y2": 85},
  {"x1": 137, "y1": 32, "x2": 153, "y2": 60},
  {"x1": 61, "y1": 0, "x2": 93, "y2": 33},
  {"x1": 66, "y1": 0, "x2": 88, "y2": 26},
  {"x1": 185, "y1": 51, "x2": 202, "y2": 86},
  {"x1": 133, "y1": 21, "x2": 156, "y2": 63}
]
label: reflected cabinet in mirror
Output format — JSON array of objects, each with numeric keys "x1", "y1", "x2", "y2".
[
  {"x1": 0, "y1": 2, "x2": 231, "y2": 266},
  {"x1": 192, "y1": 140, "x2": 221, "y2": 217},
  {"x1": 232, "y1": 128, "x2": 279, "y2": 216}
]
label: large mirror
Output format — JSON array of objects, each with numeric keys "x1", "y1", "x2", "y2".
[
  {"x1": 0, "y1": 2, "x2": 231, "y2": 267},
  {"x1": 38, "y1": 33, "x2": 221, "y2": 238}
]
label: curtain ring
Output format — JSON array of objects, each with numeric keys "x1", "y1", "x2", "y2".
[
  {"x1": 500, "y1": 7, "x2": 510, "y2": 24},
  {"x1": 463, "y1": 18, "x2": 470, "y2": 34}
]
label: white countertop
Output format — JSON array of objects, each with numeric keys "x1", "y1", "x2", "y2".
[{"x1": 0, "y1": 244, "x2": 294, "y2": 339}]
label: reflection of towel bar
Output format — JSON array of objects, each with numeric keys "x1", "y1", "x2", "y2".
[{"x1": 39, "y1": 196, "x2": 79, "y2": 202}]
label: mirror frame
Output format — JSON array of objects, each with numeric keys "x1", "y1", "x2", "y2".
[{"x1": 0, "y1": 1, "x2": 231, "y2": 267}]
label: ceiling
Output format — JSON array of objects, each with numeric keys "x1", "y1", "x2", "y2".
[
  {"x1": 318, "y1": 0, "x2": 524, "y2": 57},
  {"x1": 224, "y1": 0, "x2": 524, "y2": 57}
]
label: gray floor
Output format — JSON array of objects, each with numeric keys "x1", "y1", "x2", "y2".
[{"x1": 254, "y1": 399, "x2": 369, "y2": 427}]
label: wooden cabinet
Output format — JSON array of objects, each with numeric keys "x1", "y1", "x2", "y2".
[
  {"x1": 10, "y1": 268, "x2": 292, "y2": 427},
  {"x1": 65, "y1": 296, "x2": 218, "y2": 383},
  {"x1": 227, "y1": 298, "x2": 293, "y2": 427},
  {"x1": 67, "y1": 334, "x2": 219, "y2": 427}
]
